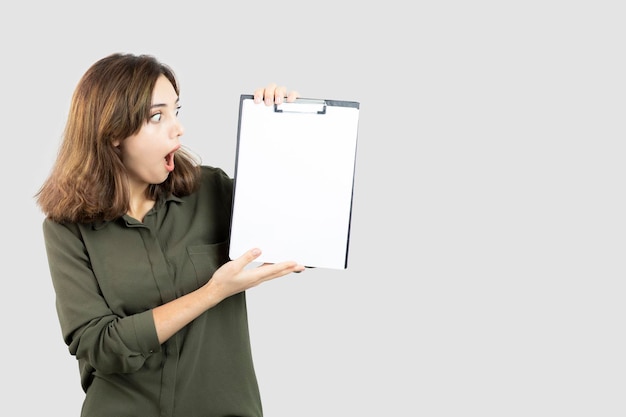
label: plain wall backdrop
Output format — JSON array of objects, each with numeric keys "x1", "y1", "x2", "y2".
[{"x1": 3, "y1": 1, "x2": 624, "y2": 416}]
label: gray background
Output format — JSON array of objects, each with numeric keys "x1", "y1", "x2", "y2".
[{"x1": 3, "y1": 1, "x2": 624, "y2": 416}]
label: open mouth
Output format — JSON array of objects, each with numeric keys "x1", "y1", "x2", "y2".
[{"x1": 165, "y1": 151, "x2": 175, "y2": 172}]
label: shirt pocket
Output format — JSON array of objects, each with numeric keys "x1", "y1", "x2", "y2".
[{"x1": 187, "y1": 241, "x2": 230, "y2": 287}]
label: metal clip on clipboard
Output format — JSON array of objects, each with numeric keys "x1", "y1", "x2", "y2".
[{"x1": 274, "y1": 98, "x2": 327, "y2": 114}]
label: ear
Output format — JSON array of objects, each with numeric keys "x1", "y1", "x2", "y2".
[{"x1": 112, "y1": 138, "x2": 121, "y2": 147}]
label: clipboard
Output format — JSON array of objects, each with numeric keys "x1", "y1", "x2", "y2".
[{"x1": 229, "y1": 94, "x2": 360, "y2": 269}]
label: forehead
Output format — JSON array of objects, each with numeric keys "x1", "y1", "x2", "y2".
[{"x1": 152, "y1": 74, "x2": 178, "y2": 104}]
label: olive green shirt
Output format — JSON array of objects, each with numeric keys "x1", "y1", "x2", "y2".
[{"x1": 43, "y1": 166, "x2": 263, "y2": 417}]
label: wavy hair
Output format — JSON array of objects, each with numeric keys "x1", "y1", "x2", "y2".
[{"x1": 36, "y1": 53, "x2": 201, "y2": 223}]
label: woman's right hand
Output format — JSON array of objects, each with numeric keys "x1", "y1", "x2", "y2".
[{"x1": 205, "y1": 248, "x2": 305, "y2": 303}]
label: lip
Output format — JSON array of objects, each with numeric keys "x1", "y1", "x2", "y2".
[{"x1": 165, "y1": 145, "x2": 180, "y2": 172}]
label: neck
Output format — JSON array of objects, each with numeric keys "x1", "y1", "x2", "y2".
[{"x1": 127, "y1": 197, "x2": 156, "y2": 222}]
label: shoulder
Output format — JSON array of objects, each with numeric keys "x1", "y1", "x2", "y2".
[
  {"x1": 42, "y1": 216, "x2": 102, "y2": 240},
  {"x1": 43, "y1": 217, "x2": 81, "y2": 237},
  {"x1": 42, "y1": 218, "x2": 93, "y2": 255},
  {"x1": 177, "y1": 166, "x2": 234, "y2": 215},
  {"x1": 180, "y1": 165, "x2": 233, "y2": 205},
  {"x1": 198, "y1": 165, "x2": 233, "y2": 189}
]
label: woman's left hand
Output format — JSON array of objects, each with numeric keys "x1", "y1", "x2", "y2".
[{"x1": 253, "y1": 83, "x2": 299, "y2": 106}]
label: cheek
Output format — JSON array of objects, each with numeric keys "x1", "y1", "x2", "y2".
[
  {"x1": 129, "y1": 148, "x2": 162, "y2": 170},
  {"x1": 123, "y1": 137, "x2": 159, "y2": 163}
]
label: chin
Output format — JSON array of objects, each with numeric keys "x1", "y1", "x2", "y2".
[{"x1": 153, "y1": 171, "x2": 171, "y2": 185}]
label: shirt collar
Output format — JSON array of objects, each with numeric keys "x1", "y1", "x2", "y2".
[{"x1": 92, "y1": 193, "x2": 184, "y2": 230}]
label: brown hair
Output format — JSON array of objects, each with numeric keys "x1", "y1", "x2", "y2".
[{"x1": 36, "y1": 53, "x2": 201, "y2": 223}]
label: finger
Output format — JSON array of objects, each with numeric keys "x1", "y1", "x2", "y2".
[
  {"x1": 253, "y1": 83, "x2": 277, "y2": 104},
  {"x1": 233, "y1": 248, "x2": 262, "y2": 269},
  {"x1": 253, "y1": 88, "x2": 264, "y2": 104},
  {"x1": 274, "y1": 261, "x2": 305, "y2": 275},
  {"x1": 286, "y1": 90, "x2": 300, "y2": 103},
  {"x1": 263, "y1": 83, "x2": 277, "y2": 106},
  {"x1": 254, "y1": 261, "x2": 305, "y2": 282},
  {"x1": 274, "y1": 86, "x2": 287, "y2": 104}
]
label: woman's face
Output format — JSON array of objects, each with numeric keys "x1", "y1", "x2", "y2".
[{"x1": 115, "y1": 74, "x2": 184, "y2": 188}]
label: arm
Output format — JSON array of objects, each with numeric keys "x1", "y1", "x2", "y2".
[
  {"x1": 43, "y1": 218, "x2": 303, "y2": 369},
  {"x1": 152, "y1": 248, "x2": 303, "y2": 343},
  {"x1": 43, "y1": 219, "x2": 160, "y2": 373}
]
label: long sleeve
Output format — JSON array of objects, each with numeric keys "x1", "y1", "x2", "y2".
[{"x1": 43, "y1": 219, "x2": 161, "y2": 376}]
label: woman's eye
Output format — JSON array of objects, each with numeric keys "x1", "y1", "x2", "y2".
[
  {"x1": 176, "y1": 105, "x2": 182, "y2": 116},
  {"x1": 150, "y1": 112, "x2": 162, "y2": 122}
]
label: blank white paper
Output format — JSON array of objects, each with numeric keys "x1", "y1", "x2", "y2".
[{"x1": 229, "y1": 96, "x2": 360, "y2": 269}]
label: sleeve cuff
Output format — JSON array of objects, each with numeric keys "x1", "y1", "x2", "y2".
[{"x1": 132, "y1": 309, "x2": 161, "y2": 354}]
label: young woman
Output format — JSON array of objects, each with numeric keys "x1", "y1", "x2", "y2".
[{"x1": 36, "y1": 52, "x2": 304, "y2": 417}]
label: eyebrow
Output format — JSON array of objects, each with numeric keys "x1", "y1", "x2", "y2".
[{"x1": 150, "y1": 98, "x2": 180, "y2": 109}]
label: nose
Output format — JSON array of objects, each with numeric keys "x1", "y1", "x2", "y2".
[{"x1": 172, "y1": 118, "x2": 184, "y2": 139}]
